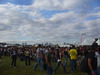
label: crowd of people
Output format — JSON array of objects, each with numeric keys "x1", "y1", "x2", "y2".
[{"x1": 0, "y1": 39, "x2": 100, "y2": 75}]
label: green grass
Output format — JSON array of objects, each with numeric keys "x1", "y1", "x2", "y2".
[{"x1": 0, "y1": 56, "x2": 87, "y2": 75}]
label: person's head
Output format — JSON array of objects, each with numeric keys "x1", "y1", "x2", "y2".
[
  {"x1": 38, "y1": 44, "x2": 41, "y2": 48},
  {"x1": 51, "y1": 47, "x2": 54, "y2": 51},
  {"x1": 49, "y1": 49, "x2": 53, "y2": 53},
  {"x1": 26, "y1": 47, "x2": 29, "y2": 51},
  {"x1": 91, "y1": 42, "x2": 98, "y2": 51},
  {"x1": 59, "y1": 47, "x2": 62, "y2": 52},
  {"x1": 45, "y1": 46, "x2": 48, "y2": 50},
  {"x1": 72, "y1": 45, "x2": 75, "y2": 49}
]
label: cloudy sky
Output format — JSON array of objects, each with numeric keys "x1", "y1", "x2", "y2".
[{"x1": 0, "y1": 0, "x2": 100, "y2": 44}]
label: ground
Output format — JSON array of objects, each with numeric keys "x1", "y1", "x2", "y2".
[{"x1": 0, "y1": 56, "x2": 87, "y2": 75}]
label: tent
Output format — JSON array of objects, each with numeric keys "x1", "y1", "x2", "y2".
[
  {"x1": 96, "y1": 39, "x2": 100, "y2": 45},
  {"x1": 80, "y1": 39, "x2": 92, "y2": 45},
  {"x1": 59, "y1": 45, "x2": 70, "y2": 47}
]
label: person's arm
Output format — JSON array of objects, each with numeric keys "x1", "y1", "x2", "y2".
[
  {"x1": 16, "y1": 50, "x2": 18, "y2": 56},
  {"x1": 45, "y1": 54, "x2": 50, "y2": 67},
  {"x1": 88, "y1": 58, "x2": 95, "y2": 75},
  {"x1": 68, "y1": 50, "x2": 71, "y2": 58},
  {"x1": 11, "y1": 51, "x2": 12, "y2": 57},
  {"x1": 59, "y1": 52, "x2": 62, "y2": 60},
  {"x1": 10, "y1": 50, "x2": 13, "y2": 57}
]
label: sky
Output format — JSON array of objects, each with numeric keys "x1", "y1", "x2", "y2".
[{"x1": 0, "y1": 0, "x2": 100, "y2": 44}]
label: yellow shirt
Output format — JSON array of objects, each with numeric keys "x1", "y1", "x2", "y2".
[{"x1": 69, "y1": 49, "x2": 77, "y2": 60}]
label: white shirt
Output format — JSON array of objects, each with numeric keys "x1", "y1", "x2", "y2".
[
  {"x1": 36, "y1": 48, "x2": 40, "y2": 58},
  {"x1": 45, "y1": 49, "x2": 49, "y2": 54}
]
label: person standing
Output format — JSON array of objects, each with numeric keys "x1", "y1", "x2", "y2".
[
  {"x1": 54, "y1": 46, "x2": 60, "y2": 63},
  {"x1": 24, "y1": 47, "x2": 30, "y2": 67},
  {"x1": 33, "y1": 44, "x2": 43, "y2": 71},
  {"x1": 69, "y1": 45, "x2": 77, "y2": 72},
  {"x1": 87, "y1": 39, "x2": 100, "y2": 75},
  {"x1": 11, "y1": 47, "x2": 17, "y2": 68},
  {"x1": 45, "y1": 47, "x2": 53, "y2": 75},
  {"x1": 64, "y1": 47, "x2": 69, "y2": 66},
  {"x1": 53, "y1": 47, "x2": 68, "y2": 74}
]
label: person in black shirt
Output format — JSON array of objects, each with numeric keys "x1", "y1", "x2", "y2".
[
  {"x1": 53, "y1": 47, "x2": 69, "y2": 74},
  {"x1": 56, "y1": 47, "x2": 59, "y2": 63},
  {"x1": 87, "y1": 39, "x2": 100, "y2": 75},
  {"x1": 45, "y1": 47, "x2": 53, "y2": 75},
  {"x1": 64, "y1": 47, "x2": 69, "y2": 66}
]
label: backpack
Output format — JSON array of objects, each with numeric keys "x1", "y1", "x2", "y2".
[{"x1": 80, "y1": 57, "x2": 90, "y2": 72}]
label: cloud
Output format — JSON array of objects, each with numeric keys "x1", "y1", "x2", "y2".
[
  {"x1": 29, "y1": 0, "x2": 94, "y2": 11},
  {"x1": 0, "y1": 2, "x2": 100, "y2": 44}
]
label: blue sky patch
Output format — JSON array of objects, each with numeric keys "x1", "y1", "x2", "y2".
[
  {"x1": 86, "y1": 16, "x2": 100, "y2": 21},
  {"x1": 40, "y1": 10, "x2": 68, "y2": 18},
  {"x1": 0, "y1": 0, "x2": 34, "y2": 5}
]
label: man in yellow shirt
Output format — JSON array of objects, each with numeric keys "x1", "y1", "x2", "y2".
[{"x1": 69, "y1": 45, "x2": 77, "y2": 72}]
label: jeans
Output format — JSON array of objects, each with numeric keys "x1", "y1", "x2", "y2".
[
  {"x1": 70, "y1": 59, "x2": 77, "y2": 72},
  {"x1": 11, "y1": 55, "x2": 17, "y2": 67},
  {"x1": 64, "y1": 55, "x2": 68, "y2": 66},
  {"x1": 25, "y1": 56, "x2": 30, "y2": 66},
  {"x1": 47, "y1": 64, "x2": 53, "y2": 75},
  {"x1": 54, "y1": 61, "x2": 67, "y2": 73},
  {"x1": 33, "y1": 57, "x2": 43, "y2": 71},
  {"x1": 88, "y1": 69, "x2": 100, "y2": 75}
]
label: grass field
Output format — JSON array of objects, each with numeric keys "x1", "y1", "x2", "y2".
[{"x1": 0, "y1": 56, "x2": 87, "y2": 75}]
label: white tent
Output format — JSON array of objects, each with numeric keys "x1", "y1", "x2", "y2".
[
  {"x1": 80, "y1": 39, "x2": 92, "y2": 45},
  {"x1": 96, "y1": 39, "x2": 100, "y2": 45},
  {"x1": 59, "y1": 45, "x2": 70, "y2": 47}
]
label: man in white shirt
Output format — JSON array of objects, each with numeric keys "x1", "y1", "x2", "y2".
[{"x1": 33, "y1": 44, "x2": 43, "y2": 71}]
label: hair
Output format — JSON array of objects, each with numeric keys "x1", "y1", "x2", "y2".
[
  {"x1": 72, "y1": 45, "x2": 75, "y2": 49},
  {"x1": 38, "y1": 44, "x2": 41, "y2": 47},
  {"x1": 91, "y1": 42, "x2": 98, "y2": 50}
]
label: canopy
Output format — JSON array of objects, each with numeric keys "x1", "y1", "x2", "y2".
[
  {"x1": 96, "y1": 39, "x2": 100, "y2": 45},
  {"x1": 80, "y1": 39, "x2": 92, "y2": 45},
  {"x1": 59, "y1": 45, "x2": 70, "y2": 47}
]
